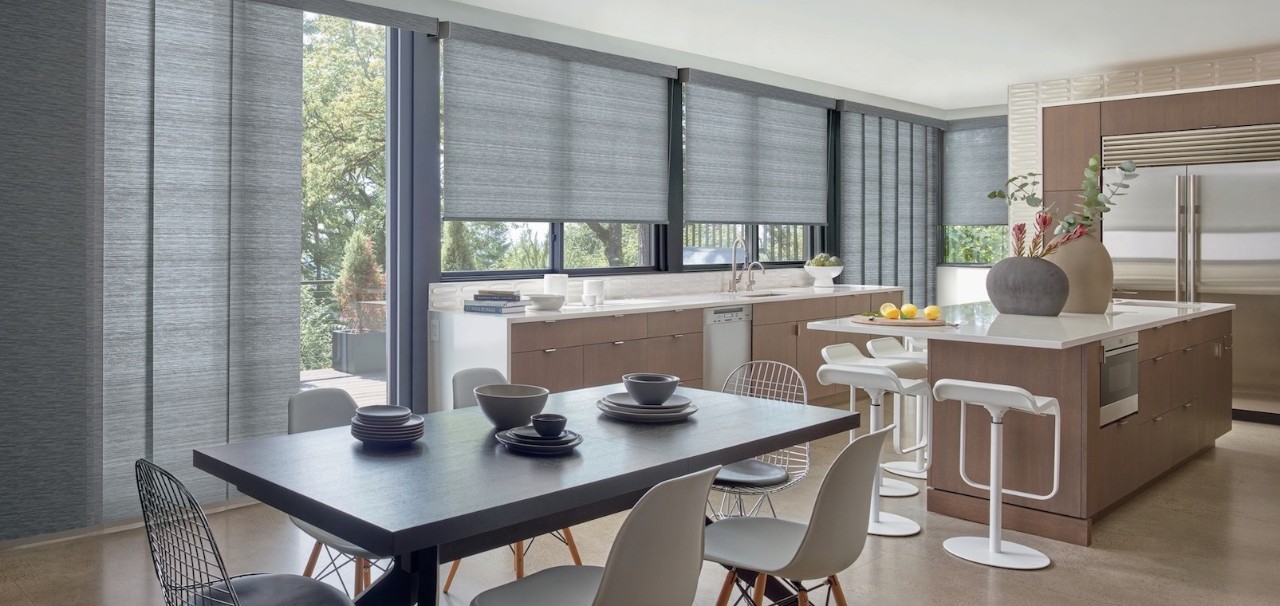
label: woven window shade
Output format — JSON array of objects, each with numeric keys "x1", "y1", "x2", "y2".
[
  {"x1": 440, "y1": 24, "x2": 673, "y2": 223},
  {"x1": 682, "y1": 69, "x2": 833, "y2": 225},
  {"x1": 942, "y1": 117, "x2": 1009, "y2": 226}
]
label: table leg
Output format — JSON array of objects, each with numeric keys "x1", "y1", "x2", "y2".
[{"x1": 355, "y1": 546, "x2": 439, "y2": 606}]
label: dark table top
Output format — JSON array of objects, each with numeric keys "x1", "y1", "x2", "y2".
[{"x1": 194, "y1": 384, "x2": 859, "y2": 557}]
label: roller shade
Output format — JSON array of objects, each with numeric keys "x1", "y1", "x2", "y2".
[
  {"x1": 942, "y1": 117, "x2": 1009, "y2": 226},
  {"x1": 682, "y1": 69, "x2": 834, "y2": 225},
  {"x1": 440, "y1": 23, "x2": 673, "y2": 223}
]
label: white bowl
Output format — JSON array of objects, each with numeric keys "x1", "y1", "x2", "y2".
[
  {"x1": 805, "y1": 265, "x2": 844, "y2": 288},
  {"x1": 474, "y1": 384, "x2": 550, "y2": 430},
  {"x1": 526, "y1": 294, "x2": 565, "y2": 311}
]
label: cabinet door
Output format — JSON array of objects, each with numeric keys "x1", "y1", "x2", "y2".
[
  {"x1": 1092, "y1": 417, "x2": 1144, "y2": 514},
  {"x1": 647, "y1": 309, "x2": 702, "y2": 337},
  {"x1": 752, "y1": 298, "x2": 837, "y2": 326},
  {"x1": 1137, "y1": 357, "x2": 1168, "y2": 423},
  {"x1": 1100, "y1": 84, "x2": 1280, "y2": 135},
  {"x1": 1042, "y1": 103, "x2": 1102, "y2": 191},
  {"x1": 641, "y1": 334, "x2": 703, "y2": 381},
  {"x1": 510, "y1": 346, "x2": 584, "y2": 393},
  {"x1": 582, "y1": 340, "x2": 647, "y2": 388},
  {"x1": 798, "y1": 323, "x2": 843, "y2": 399},
  {"x1": 870, "y1": 290, "x2": 902, "y2": 310},
  {"x1": 751, "y1": 322, "x2": 798, "y2": 368}
]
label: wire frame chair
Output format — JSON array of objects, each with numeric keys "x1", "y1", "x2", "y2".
[
  {"x1": 135, "y1": 458, "x2": 240, "y2": 606},
  {"x1": 713, "y1": 361, "x2": 811, "y2": 518}
]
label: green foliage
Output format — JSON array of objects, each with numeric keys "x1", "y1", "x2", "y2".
[
  {"x1": 300, "y1": 285, "x2": 337, "y2": 371},
  {"x1": 564, "y1": 223, "x2": 644, "y2": 268},
  {"x1": 442, "y1": 221, "x2": 477, "y2": 271},
  {"x1": 988, "y1": 172, "x2": 1042, "y2": 208},
  {"x1": 761, "y1": 225, "x2": 806, "y2": 262},
  {"x1": 503, "y1": 226, "x2": 550, "y2": 270},
  {"x1": 301, "y1": 14, "x2": 387, "y2": 281},
  {"x1": 332, "y1": 230, "x2": 384, "y2": 333},
  {"x1": 1060, "y1": 155, "x2": 1139, "y2": 235},
  {"x1": 943, "y1": 225, "x2": 1007, "y2": 265}
]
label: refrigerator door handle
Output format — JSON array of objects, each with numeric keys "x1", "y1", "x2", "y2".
[
  {"x1": 1174, "y1": 174, "x2": 1185, "y2": 302},
  {"x1": 1188, "y1": 174, "x2": 1198, "y2": 303}
]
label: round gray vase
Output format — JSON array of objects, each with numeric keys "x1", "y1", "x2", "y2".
[{"x1": 986, "y1": 257, "x2": 1070, "y2": 316}]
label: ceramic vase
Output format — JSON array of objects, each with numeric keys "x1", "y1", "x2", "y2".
[
  {"x1": 985, "y1": 257, "x2": 1069, "y2": 316},
  {"x1": 1048, "y1": 233, "x2": 1113, "y2": 314}
]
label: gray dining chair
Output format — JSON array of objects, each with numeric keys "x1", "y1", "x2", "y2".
[
  {"x1": 712, "y1": 361, "x2": 811, "y2": 518},
  {"x1": 470, "y1": 465, "x2": 722, "y2": 606},
  {"x1": 703, "y1": 426, "x2": 892, "y2": 606},
  {"x1": 445, "y1": 367, "x2": 582, "y2": 593},
  {"x1": 288, "y1": 388, "x2": 386, "y2": 595},
  {"x1": 135, "y1": 458, "x2": 354, "y2": 606}
]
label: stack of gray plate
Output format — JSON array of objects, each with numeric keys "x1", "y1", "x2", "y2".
[
  {"x1": 596, "y1": 392, "x2": 698, "y2": 423},
  {"x1": 495, "y1": 425, "x2": 583, "y2": 456},
  {"x1": 351, "y1": 405, "x2": 424, "y2": 447}
]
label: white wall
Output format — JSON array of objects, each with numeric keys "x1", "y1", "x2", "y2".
[{"x1": 937, "y1": 266, "x2": 989, "y2": 306}]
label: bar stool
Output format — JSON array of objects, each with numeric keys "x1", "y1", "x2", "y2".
[
  {"x1": 866, "y1": 338, "x2": 931, "y2": 480},
  {"x1": 932, "y1": 379, "x2": 1061, "y2": 570},
  {"x1": 822, "y1": 343, "x2": 925, "y2": 497},
  {"x1": 817, "y1": 362, "x2": 925, "y2": 537}
]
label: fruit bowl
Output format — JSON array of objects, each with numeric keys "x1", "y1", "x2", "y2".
[{"x1": 804, "y1": 265, "x2": 844, "y2": 288}]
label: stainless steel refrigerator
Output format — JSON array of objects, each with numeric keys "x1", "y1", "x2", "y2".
[{"x1": 1102, "y1": 150, "x2": 1280, "y2": 419}]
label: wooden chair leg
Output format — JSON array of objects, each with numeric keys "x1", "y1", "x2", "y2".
[
  {"x1": 752, "y1": 573, "x2": 768, "y2": 606},
  {"x1": 829, "y1": 576, "x2": 849, "y2": 606},
  {"x1": 561, "y1": 527, "x2": 583, "y2": 566},
  {"x1": 513, "y1": 541, "x2": 525, "y2": 579},
  {"x1": 354, "y1": 558, "x2": 366, "y2": 594},
  {"x1": 797, "y1": 589, "x2": 809, "y2": 606},
  {"x1": 442, "y1": 559, "x2": 462, "y2": 594},
  {"x1": 363, "y1": 560, "x2": 372, "y2": 590},
  {"x1": 715, "y1": 569, "x2": 737, "y2": 606},
  {"x1": 302, "y1": 540, "x2": 323, "y2": 577}
]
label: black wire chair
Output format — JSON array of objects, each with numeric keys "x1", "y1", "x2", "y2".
[{"x1": 135, "y1": 459, "x2": 354, "y2": 606}]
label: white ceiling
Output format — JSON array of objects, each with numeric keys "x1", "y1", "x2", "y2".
[{"x1": 431, "y1": 0, "x2": 1280, "y2": 110}]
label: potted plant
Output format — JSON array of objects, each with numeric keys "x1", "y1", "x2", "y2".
[
  {"x1": 990, "y1": 155, "x2": 1139, "y2": 313},
  {"x1": 805, "y1": 253, "x2": 843, "y2": 288},
  {"x1": 331, "y1": 230, "x2": 386, "y2": 374},
  {"x1": 983, "y1": 207, "x2": 1088, "y2": 316}
]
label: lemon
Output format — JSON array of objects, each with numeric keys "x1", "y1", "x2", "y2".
[
  {"x1": 900, "y1": 303, "x2": 918, "y2": 319},
  {"x1": 879, "y1": 302, "x2": 898, "y2": 316},
  {"x1": 924, "y1": 305, "x2": 941, "y2": 321}
]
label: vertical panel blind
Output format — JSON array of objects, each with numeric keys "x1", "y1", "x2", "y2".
[
  {"x1": 942, "y1": 117, "x2": 1009, "y2": 226},
  {"x1": 440, "y1": 23, "x2": 673, "y2": 223},
  {"x1": 682, "y1": 69, "x2": 834, "y2": 225},
  {"x1": 840, "y1": 111, "x2": 941, "y2": 303}
]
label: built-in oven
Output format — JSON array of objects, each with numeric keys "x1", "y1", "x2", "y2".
[{"x1": 1100, "y1": 333, "x2": 1140, "y2": 426}]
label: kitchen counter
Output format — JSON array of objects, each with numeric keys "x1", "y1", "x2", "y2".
[
  {"x1": 807, "y1": 299, "x2": 1235, "y2": 349},
  {"x1": 440, "y1": 285, "x2": 903, "y2": 322}
]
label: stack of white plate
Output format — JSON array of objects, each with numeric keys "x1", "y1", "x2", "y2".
[
  {"x1": 351, "y1": 405, "x2": 424, "y2": 447},
  {"x1": 596, "y1": 392, "x2": 698, "y2": 423}
]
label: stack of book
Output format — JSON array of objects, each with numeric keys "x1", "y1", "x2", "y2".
[{"x1": 463, "y1": 290, "x2": 531, "y2": 314}]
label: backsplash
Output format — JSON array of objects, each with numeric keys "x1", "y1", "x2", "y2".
[{"x1": 429, "y1": 268, "x2": 812, "y2": 309}]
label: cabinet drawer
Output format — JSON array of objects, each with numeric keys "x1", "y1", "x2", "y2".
[
  {"x1": 511, "y1": 320, "x2": 583, "y2": 353},
  {"x1": 510, "y1": 346, "x2": 584, "y2": 393},
  {"x1": 870, "y1": 290, "x2": 903, "y2": 310},
  {"x1": 752, "y1": 298, "x2": 836, "y2": 326},
  {"x1": 647, "y1": 309, "x2": 702, "y2": 337},
  {"x1": 834, "y1": 294, "x2": 872, "y2": 317},
  {"x1": 579, "y1": 314, "x2": 648, "y2": 345},
  {"x1": 1191, "y1": 311, "x2": 1231, "y2": 345},
  {"x1": 641, "y1": 334, "x2": 703, "y2": 380},
  {"x1": 1091, "y1": 416, "x2": 1146, "y2": 514},
  {"x1": 582, "y1": 340, "x2": 647, "y2": 388}
]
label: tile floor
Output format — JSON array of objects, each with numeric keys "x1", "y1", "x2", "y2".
[{"x1": 2, "y1": 415, "x2": 1278, "y2": 605}]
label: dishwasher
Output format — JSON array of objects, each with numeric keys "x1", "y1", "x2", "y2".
[{"x1": 704, "y1": 305, "x2": 752, "y2": 391}]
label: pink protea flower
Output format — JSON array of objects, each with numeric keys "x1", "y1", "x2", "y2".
[
  {"x1": 1035, "y1": 212, "x2": 1054, "y2": 232},
  {"x1": 1012, "y1": 222, "x2": 1027, "y2": 257}
]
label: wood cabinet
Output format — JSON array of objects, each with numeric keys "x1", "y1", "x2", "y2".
[
  {"x1": 751, "y1": 322, "x2": 799, "y2": 368},
  {"x1": 510, "y1": 347, "x2": 583, "y2": 393},
  {"x1": 641, "y1": 333, "x2": 702, "y2": 381},
  {"x1": 1100, "y1": 84, "x2": 1280, "y2": 136},
  {"x1": 1042, "y1": 103, "x2": 1101, "y2": 191},
  {"x1": 582, "y1": 340, "x2": 646, "y2": 387}
]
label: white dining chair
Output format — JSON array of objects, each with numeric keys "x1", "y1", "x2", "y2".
[
  {"x1": 445, "y1": 368, "x2": 582, "y2": 593},
  {"x1": 711, "y1": 361, "x2": 810, "y2": 519},
  {"x1": 288, "y1": 388, "x2": 387, "y2": 596},
  {"x1": 470, "y1": 465, "x2": 722, "y2": 606},
  {"x1": 703, "y1": 426, "x2": 893, "y2": 606}
]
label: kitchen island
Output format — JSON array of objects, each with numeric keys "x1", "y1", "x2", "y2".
[{"x1": 808, "y1": 300, "x2": 1234, "y2": 545}]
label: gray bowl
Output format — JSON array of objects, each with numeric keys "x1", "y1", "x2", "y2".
[
  {"x1": 622, "y1": 373, "x2": 680, "y2": 405},
  {"x1": 475, "y1": 384, "x2": 550, "y2": 430}
]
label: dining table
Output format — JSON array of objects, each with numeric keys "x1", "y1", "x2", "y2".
[{"x1": 193, "y1": 383, "x2": 860, "y2": 605}]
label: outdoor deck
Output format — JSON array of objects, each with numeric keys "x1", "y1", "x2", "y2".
[{"x1": 299, "y1": 368, "x2": 388, "y2": 407}]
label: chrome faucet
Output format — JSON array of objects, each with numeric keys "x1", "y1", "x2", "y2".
[
  {"x1": 728, "y1": 237, "x2": 749, "y2": 292},
  {"x1": 745, "y1": 261, "x2": 765, "y2": 291}
]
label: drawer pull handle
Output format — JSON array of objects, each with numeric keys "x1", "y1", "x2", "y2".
[
  {"x1": 673, "y1": 334, "x2": 684, "y2": 338},
  {"x1": 1154, "y1": 415, "x2": 1164, "y2": 422},
  {"x1": 613, "y1": 314, "x2": 625, "y2": 318},
  {"x1": 1119, "y1": 420, "x2": 1129, "y2": 426},
  {"x1": 613, "y1": 341, "x2": 624, "y2": 345},
  {"x1": 1154, "y1": 355, "x2": 1164, "y2": 362},
  {"x1": 545, "y1": 320, "x2": 556, "y2": 324},
  {"x1": 544, "y1": 348, "x2": 557, "y2": 353},
  {"x1": 1183, "y1": 402, "x2": 1193, "y2": 409}
]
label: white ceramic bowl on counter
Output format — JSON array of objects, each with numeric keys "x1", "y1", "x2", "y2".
[{"x1": 526, "y1": 294, "x2": 566, "y2": 311}]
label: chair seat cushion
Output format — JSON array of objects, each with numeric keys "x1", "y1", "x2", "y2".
[
  {"x1": 291, "y1": 517, "x2": 385, "y2": 560},
  {"x1": 704, "y1": 516, "x2": 806, "y2": 575},
  {"x1": 715, "y1": 459, "x2": 790, "y2": 487},
  {"x1": 471, "y1": 565, "x2": 604, "y2": 606},
  {"x1": 221, "y1": 573, "x2": 354, "y2": 606}
]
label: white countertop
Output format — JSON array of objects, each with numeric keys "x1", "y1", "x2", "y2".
[
  {"x1": 437, "y1": 285, "x2": 903, "y2": 323},
  {"x1": 807, "y1": 300, "x2": 1235, "y2": 349}
]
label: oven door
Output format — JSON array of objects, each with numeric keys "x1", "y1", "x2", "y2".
[{"x1": 1100, "y1": 344, "x2": 1140, "y2": 426}]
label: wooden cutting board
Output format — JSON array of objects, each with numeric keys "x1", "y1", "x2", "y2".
[{"x1": 850, "y1": 315, "x2": 950, "y2": 327}]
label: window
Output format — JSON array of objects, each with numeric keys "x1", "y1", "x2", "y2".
[
  {"x1": 563, "y1": 223, "x2": 654, "y2": 269},
  {"x1": 681, "y1": 223, "x2": 812, "y2": 266},
  {"x1": 942, "y1": 225, "x2": 1007, "y2": 264},
  {"x1": 941, "y1": 118, "x2": 1009, "y2": 266},
  {"x1": 441, "y1": 221, "x2": 552, "y2": 272},
  {"x1": 759, "y1": 225, "x2": 811, "y2": 263}
]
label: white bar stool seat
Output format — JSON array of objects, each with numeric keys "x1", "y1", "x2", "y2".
[
  {"x1": 818, "y1": 361, "x2": 926, "y2": 538},
  {"x1": 865, "y1": 338, "x2": 932, "y2": 480},
  {"x1": 933, "y1": 379, "x2": 1061, "y2": 571},
  {"x1": 866, "y1": 337, "x2": 928, "y2": 365}
]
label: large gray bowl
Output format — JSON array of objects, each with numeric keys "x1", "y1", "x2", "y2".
[
  {"x1": 622, "y1": 373, "x2": 680, "y2": 405},
  {"x1": 475, "y1": 384, "x2": 549, "y2": 430}
]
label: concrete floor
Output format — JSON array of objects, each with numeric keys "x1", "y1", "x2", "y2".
[{"x1": 2, "y1": 416, "x2": 1279, "y2": 605}]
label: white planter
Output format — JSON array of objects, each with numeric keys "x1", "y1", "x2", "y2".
[{"x1": 805, "y1": 265, "x2": 844, "y2": 288}]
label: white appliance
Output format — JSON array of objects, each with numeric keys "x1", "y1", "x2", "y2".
[
  {"x1": 703, "y1": 305, "x2": 752, "y2": 392},
  {"x1": 1099, "y1": 333, "x2": 1140, "y2": 426},
  {"x1": 1103, "y1": 127, "x2": 1280, "y2": 417}
]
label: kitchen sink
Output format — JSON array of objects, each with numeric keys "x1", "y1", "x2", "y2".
[{"x1": 736, "y1": 292, "x2": 785, "y2": 298}]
